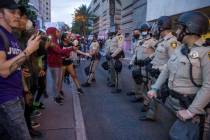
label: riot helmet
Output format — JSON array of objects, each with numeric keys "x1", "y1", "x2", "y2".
[
  {"x1": 157, "y1": 16, "x2": 172, "y2": 32},
  {"x1": 176, "y1": 11, "x2": 209, "y2": 42},
  {"x1": 140, "y1": 22, "x2": 151, "y2": 37}
]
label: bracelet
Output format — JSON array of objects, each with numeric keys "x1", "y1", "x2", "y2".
[{"x1": 23, "y1": 49, "x2": 30, "y2": 56}]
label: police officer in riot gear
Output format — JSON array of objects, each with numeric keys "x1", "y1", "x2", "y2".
[
  {"x1": 128, "y1": 23, "x2": 157, "y2": 102},
  {"x1": 147, "y1": 11, "x2": 210, "y2": 140},
  {"x1": 140, "y1": 16, "x2": 180, "y2": 121},
  {"x1": 106, "y1": 29, "x2": 124, "y2": 93}
]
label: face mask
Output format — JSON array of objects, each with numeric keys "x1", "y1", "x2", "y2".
[
  {"x1": 141, "y1": 31, "x2": 148, "y2": 36},
  {"x1": 133, "y1": 34, "x2": 140, "y2": 39},
  {"x1": 25, "y1": 20, "x2": 33, "y2": 31}
]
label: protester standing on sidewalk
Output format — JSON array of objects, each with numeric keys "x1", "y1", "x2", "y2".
[
  {"x1": 15, "y1": 5, "x2": 43, "y2": 138},
  {"x1": 0, "y1": 0, "x2": 41, "y2": 139}
]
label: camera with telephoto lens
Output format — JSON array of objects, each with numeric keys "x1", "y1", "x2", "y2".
[{"x1": 36, "y1": 30, "x2": 51, "y2": 56}]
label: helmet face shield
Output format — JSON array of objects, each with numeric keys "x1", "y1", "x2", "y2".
[{"x1": 150, "y1": 22, "x2": 160, "y2": 39}]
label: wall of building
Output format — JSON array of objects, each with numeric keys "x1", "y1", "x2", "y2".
[{"x1": 147, "y1": 0, "x2": 210, "y2": 21}]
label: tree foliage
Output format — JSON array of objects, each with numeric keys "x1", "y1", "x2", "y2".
[
  {"x1": 18, "y1": 0, "x2": 37, "y2": 22},
  {"x1": 71, "y1": 4, "x2": 95, "y2": 36}
]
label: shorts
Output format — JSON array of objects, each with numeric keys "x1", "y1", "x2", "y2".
[{"x1": 63, "y1": 59, "x2": 73, "y2": 66}]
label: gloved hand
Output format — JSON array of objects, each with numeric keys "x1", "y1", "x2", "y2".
[
  {"x1": 143, "y1": 57, "x2": 152, "y2": 65},
  {"x1": 106, "y1": 54, "x2": 112, "y2": 60},
  {"x1": 128, "y1": 64, "x2": 133, "y2": 70},
  {"x1": 134, "y1": 59, "x2": 144, "y2": 66},
  {"x1": 176, "y1": 110, "x2": 195, "y2": 121}
]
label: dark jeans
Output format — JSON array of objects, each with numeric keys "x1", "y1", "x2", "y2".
[
  {"x1": 170, "y1": 119, "x2": 200, "y2": 140},
  {"x1": 35, "y1": 75, "x2": 46, "y2": 102},
  {"x1": 0, "y1": 97, "x2": 31, "y2": 140}
]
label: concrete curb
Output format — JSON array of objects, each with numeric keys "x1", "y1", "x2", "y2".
[{"x1": 72, "y1": 92, "x2": 87, "y2": 140}]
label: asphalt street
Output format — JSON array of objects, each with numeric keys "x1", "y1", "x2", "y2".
[{"x1": 77, "y1": 58, "x2": 175, "y2": 140}]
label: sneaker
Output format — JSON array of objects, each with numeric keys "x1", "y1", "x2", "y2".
[
  {"x1": 54, "y1": 97, "x2": 63, "y2": 105},
  {"x1": 60, "y1": 90, "x2": 64, "y2": 97},
  {"x1": 77, "y1": 88, "x2": 84, "y2": 94},
  {"x1": 31, "y1": 121, "x2": 40, "y2": 129},
  {"x1": 81, "y1": 82, "x2": 91, "y2": 87},
  {"x1": 33, "y1": 102, "x2": 45, "y2": 110},
  {"x1": 31, "y1": 110, "x2": 42, "y2": 119},
  {"x1": 29, "y1": 129, "x2": 43, "y2": 138}
]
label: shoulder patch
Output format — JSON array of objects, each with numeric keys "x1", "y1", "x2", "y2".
[
  {"x1": 208, "y1": 51, "x2": 210, "y2": 60},
  {"x1": 190, "y1": 51, "x2": 199, "y2": 59},
  {"x1": 170, "y1": 41, "x2": 177, "y2": 49}
]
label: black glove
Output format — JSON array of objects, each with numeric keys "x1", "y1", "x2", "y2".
[
  {"x1": 143, "y1": 57, "x2": 152, "y2": 65},
  {"x1": 150, "y1": 68, "x2": 160, "y2": 78},
  {"x1": 128, "y1": 64, "x2": 133, "y2": 70},
  {"x1": 106, "y1": 54, "x2": 112, "y2": 60},
  {"x1": 134, "y1": 59, "x2": 144, "y2": 66}
]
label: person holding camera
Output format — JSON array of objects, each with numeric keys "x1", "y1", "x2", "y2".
[{"x1": 0, "y1": 1, "x2": 41, "y2": 139}]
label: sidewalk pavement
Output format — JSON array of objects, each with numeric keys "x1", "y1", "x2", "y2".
[{"x1": 33, "y1": 76, "x2": 87, "y2": 140}]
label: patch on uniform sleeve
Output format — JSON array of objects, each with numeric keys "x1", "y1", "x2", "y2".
[
  {"x1": 190, "y1": 51, "x2": 199, "y2": 59},
  {"x1": 208, "y1": 51, "x2": 210, "y2": 60},
  {"x1": 170, "y1": 41, "x2": 177, "y2": 49}
]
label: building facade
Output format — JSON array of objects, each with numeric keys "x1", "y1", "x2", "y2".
[
  {"x1": 29, "y1": 0, "x2": 51, "y2": 28},
  {"x1": 89, "y1": 0, "x2": 210, "y2": 40}
]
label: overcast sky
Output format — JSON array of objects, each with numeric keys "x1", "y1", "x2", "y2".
[{"x1": 51, "y1": 0, "x2": 91, "y2": 26}]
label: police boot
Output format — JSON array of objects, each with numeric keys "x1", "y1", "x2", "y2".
[
  {"x1": 141, "y1": 104, "x2": 149, "y2": 112},
  {"x1": 139, "y1": 100, "x2": 157, "y2": 121}
]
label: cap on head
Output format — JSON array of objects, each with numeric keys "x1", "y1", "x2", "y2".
[{"x1": 0, "y1": 0, "x2": 19, "y2": 10}]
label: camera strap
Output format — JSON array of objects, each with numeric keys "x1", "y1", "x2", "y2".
[{"x1": 0, "y1": 29, "x2": 9, "y2": 54}]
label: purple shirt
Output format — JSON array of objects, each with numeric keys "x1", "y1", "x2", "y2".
[{"x1": 0, "y1": 26, "x2": 23, "y2": 104}]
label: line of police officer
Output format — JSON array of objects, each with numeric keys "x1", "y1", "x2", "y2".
[{"x1": 127, "y1": 11, "x2": 210, "y2": 140}]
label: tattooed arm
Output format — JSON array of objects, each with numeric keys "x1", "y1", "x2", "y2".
[
  {"x1": 0, "y1": 50, "x2": 27, "y2": 77},
  {"x1": 0, "y1": 35, "x2": 41, "y2": 78}
]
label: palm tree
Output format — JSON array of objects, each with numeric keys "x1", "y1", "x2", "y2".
[{"x1": 72, "y1": 4, "x2": 95, "y2": 36}]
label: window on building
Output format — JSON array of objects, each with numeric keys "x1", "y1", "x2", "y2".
[
  {"x1": 94, "y1": 0, "x2": 97, "y2": 3},
  {"x1": 93, "y1": 3, "x2": 100, "y2": 12},
  {"x1": 102, "y1": 0, "x2": 105, "y2": 2},
  {"x1": 46, "y1": 2, "x2": 48, "y2": 5}
]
